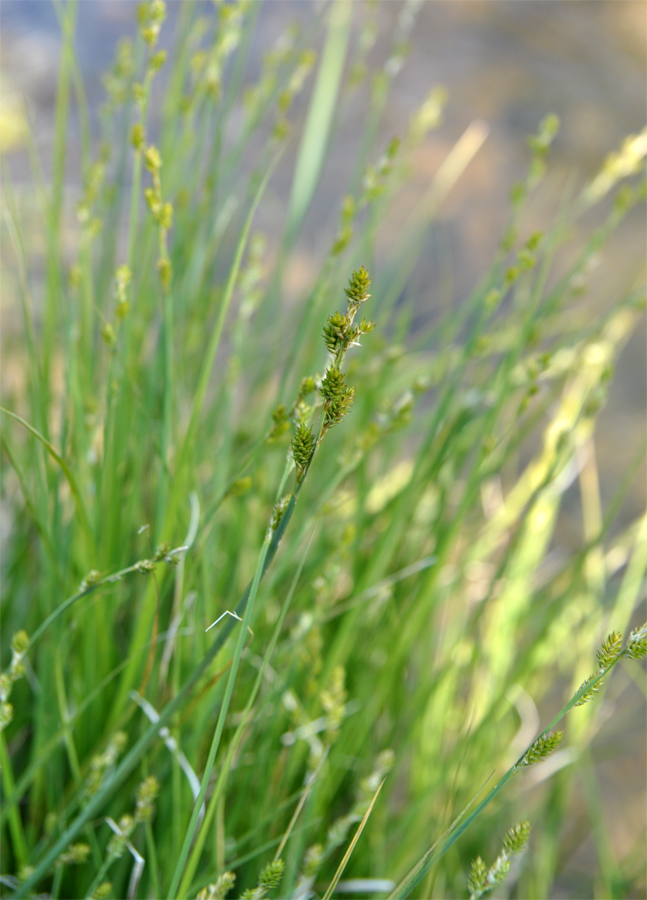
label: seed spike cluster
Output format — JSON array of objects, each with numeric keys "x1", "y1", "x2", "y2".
[
  {"x1": 320, "y1": 367, "x2": 355, "y2": 433},
  {"x1": 503, "y1": 821, "x2": 531, "y2": 854},
  {"x1": 575, "y1": 624, "x2": 647, "y2": 707},
  {"x1": 516, "y1": 730, "x2": 563, "y2": 770},
  {"x1": 624, "y1": 622, "x2": 647, "y2": 659},
  {"x1": 344, "y1": 265, "x2": 371, "y2": 307},
  {"x1": 574, "y1": 672, "x2": 601, "y2": 708},
  {"x1": 322, "y1": 265, "x2": 374, "y2": 358},
  {"x1": 467, "y1": 857, "x2": 488, "y2": 898},
  {"x1": 468, "y1": 821, "x2": 531, "y2": 900},
  {"x1": 196, "y1": 871, "x2": 235, "y2": 900},
  {"x1": 269, "y1": 403, "x2": 290, "y2": 442},
  {"x1": 290, "y1": 267, "x2": 374, "y2": 473},
  {"x1": 596, "y1": 631, "x2": 623, "y2": 669},
  {"x1": 240, "y1": 859, "x2": 285, "y2": 900},
  {"x1": 292, "y1": 423, "x2": 317, "y2": 482}
]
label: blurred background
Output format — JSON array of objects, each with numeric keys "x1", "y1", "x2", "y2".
[
  {"x1": 1, "y1": 2, "x2": 645, "y2": 896},
  {"x1": 2, "y1": 0, "x2": 645, "y2": 518}
]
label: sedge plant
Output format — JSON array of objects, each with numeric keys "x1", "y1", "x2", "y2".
[{"x1": 1, "y1": 2, "x2": 646, "y2": 899}]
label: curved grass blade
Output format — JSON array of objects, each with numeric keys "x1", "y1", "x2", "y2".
[{"x1": 0, "y1": 407, "x2": 95, "y2": 551}]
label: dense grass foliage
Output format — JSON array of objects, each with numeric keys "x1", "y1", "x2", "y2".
[{"x1": 1, "y1": 2, "x2": 646, "y2": 899}]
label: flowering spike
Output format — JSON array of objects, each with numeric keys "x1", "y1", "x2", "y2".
[
  {"x1": 291, "y1": 424, "x2": 316, "y2": 481},
  {"x1": 596, "y1": 631, "x2": 623, "y2": 669},
  {"x1": 467, "y1": 857, "x2": 488, "y2": 898},
  {"x1": 624, "y1": 623, "x2": 647, "y2": 659},
  {"x1": 344, "y1": 265, "x2": 371, "y2": 309},
  {"x1": 322, "y1": 311, "x2": 350, "y2": 355},
  {"x1": 503, "y1": 821, "x2": 531, "y2": 855},
  {"x1": 517, "y1": 730, "x2": 564, "y2": 770},
  {"x1": 574, "y1": 673, "x2": 603, "y2": 707},
  {"x1": 259, "y1": 859, "x2": 284, "y2": 890},
  {"x1": 320, "y1": 367, "x2": 355, "y2": 432}
]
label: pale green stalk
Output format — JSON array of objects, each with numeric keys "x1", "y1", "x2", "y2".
[
  {"x1": 322, "y1": 781, "x2": 386, "y2": 900},
  {"x1": 42, "y1": 0, "x2": 76, "y2": 404},
  {"x1": 166, "y1": 515, "x2": 274, "y2": 898},
  {"x1": 0, "y1": 408, "x2": 94, "y2": 553},
  {"x1": 285, "y1": 0, "x2": 351, "y2": 242},
  {"x1": 0, "y1": 735, "x2": 28, "y2": 869},
  {"x1": 167, "y1": 151, "x2": 282, "y2": 514},
  {"x1": 388, "y1": 647, "x2": 638, "y2": 900},
  {"x1": 176, "y1": 527, "x2": 317, "y2": 897}
]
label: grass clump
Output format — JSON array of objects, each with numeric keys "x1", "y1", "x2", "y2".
[{"x1": 1, "y1": 2, "x2": 646, "y2": 899}]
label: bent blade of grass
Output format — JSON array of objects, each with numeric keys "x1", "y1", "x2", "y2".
[
  {"x1": 27, "y1": 557, "x2": 177, "y2": 650},
  {"x1": 130, "y1": 691, "x2": 201, "y2": 802},
  {"x1": 0, "y1": 407, "x2": 95, "y2": 553},
  {"x1": 159, "y1": 492, "x2": 201, "y2": 690},
  {"x1": 0, "y1": 431, "x2": 62, "y2": 583}
]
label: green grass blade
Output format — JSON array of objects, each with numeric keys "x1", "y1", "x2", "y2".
[
  {"x1": 0, "y1": 407, "x2": 95, "y2": 552},
  {"x1": 175, "y1": 151, "x2": 282, "y2": 475},
  {"x1": 166, "y1": 533, "x2": 273, "y2": 899},
  {"x1": 14, "y1": 462, "x2": 304, "y2": 899},
  {"x1": 322, "y1": 779, "x2": 386, "y2": 900},
  {"x1": 0, "y1": 734, "x2": 28, "y2": 869},
  {"x1": 285, "y1": 0, "x2": 352, "y2": 243},
  {"x1": 176, "y1": 527, "x2": 317, "y2": 897}
]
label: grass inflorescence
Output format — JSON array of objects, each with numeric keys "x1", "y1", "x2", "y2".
[{"x1": 1, "y1": 2, "x2": 646, "y2": 899}]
